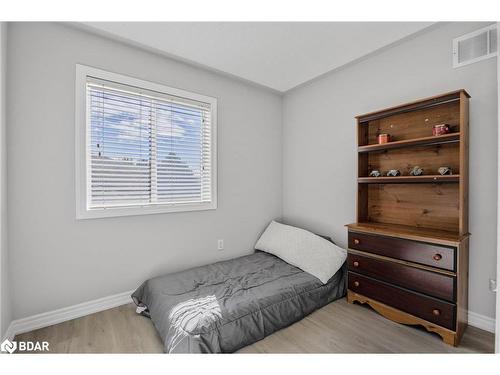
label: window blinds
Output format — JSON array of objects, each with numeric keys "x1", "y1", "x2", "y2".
[{"x1": 87, "y1": 78, "x2": 213, "y2": 209}]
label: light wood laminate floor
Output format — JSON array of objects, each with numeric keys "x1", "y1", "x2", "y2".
[{"x1": 15, "y1": 298, "x2": 494, "y2": 353}]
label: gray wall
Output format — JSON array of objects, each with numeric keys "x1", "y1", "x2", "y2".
[
  {"x1": 7, "y1": 23, "x2": 283, "y2": 319},
  {"x1": 282, "y1": 22, "x2": 498, "y2": 319},
  {"x1": 1, "y1": 22, "x2": 11, "y2": 338}
]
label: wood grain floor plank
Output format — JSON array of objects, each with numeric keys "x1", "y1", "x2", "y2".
[{"x1": 15, "y1": 298, "x2": 493, "y2": 354}]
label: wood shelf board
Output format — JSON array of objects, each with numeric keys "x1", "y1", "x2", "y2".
[
  {"x1": 355, "y1": 89, "x2": 470, "y2": 123},
  {"x1": 366, "y1": 184, "x2": 460, "y2": 232},
  {"x1": 358, "y1": 133, "x2": 460, "y2": 153},
  {"x1": 358, "y1": 175, "x2": 459, "y2": 184},
  {"x1": 345, "y1": 222, "x2": 468, "y2": 246}
]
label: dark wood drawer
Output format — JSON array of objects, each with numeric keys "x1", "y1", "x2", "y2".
[
  {"x1": 347, "y1": 253, "x2": 455, "y2": 302},
  {"x1": 348, "y1": 272, "x2": 456, "y2": 330},
  {"x1": 348, "y1": 231, "x2": 455, "y2": 271}
]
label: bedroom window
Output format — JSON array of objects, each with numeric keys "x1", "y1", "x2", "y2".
[{"x1": 75, "y1": 65, "x2": 217, "y2": 219}]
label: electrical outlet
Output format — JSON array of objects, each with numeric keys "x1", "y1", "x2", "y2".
[
  {"x1": 217, "y1": 239, "x2": 224, "y2": 251},
  {"x1": 489, "y1": 279, "x2": 497, "y2": 292}
]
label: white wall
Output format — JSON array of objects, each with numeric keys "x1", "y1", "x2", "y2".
[
  {"x1": 0, "y1": 22, "x2": 11, "y2": 339},
  {"x1": 283, "y1": 22, "x2": 498, "y2": 319},
  {"x1": 7, "y1": 23, "x2": 283, "y2": 319},
  {"x1": 496, "y1": 21, "x2": 500, "y2": 354}
]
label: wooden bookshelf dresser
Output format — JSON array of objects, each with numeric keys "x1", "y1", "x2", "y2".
[{"x1": 346, "y1": 90, "x2": 470, "y2": 346}]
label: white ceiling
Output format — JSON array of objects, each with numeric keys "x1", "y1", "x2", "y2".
[{"x1": 81, "y1": 22, "x2": 434, "y2": 92}]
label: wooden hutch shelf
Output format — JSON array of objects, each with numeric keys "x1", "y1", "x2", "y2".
[
  {"x1": 358, "y1": 175, "x2": 459, "y2": 184},
  {"x1": 357, "y1": 133, "x2": 460, "y2": 153},
  {"x1": 346, "y1": 90, "x2": 470, "y2": 347}
]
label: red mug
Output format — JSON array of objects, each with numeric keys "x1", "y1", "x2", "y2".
[
  {"x1": 433, "y1": 124, "x2": 450, "y2": 136},
  {"x1": 378, "y1": 133, "x2": 390, "y2": 144}
]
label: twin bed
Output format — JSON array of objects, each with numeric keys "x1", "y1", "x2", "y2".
[{"x1": 132, "y1": 223, "x2": 347, "y2": 353}]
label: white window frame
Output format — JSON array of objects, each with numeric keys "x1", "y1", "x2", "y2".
[
  {"x1": 75, "y1": 64, "x2": 217, "y2": 219},
  {"x1": 453, "y1": 24, "x2": 497, "y2": 68}
]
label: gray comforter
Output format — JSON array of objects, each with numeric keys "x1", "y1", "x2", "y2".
[{"x1": 132, "y1": 251, "x2": 346, "y2": 353}]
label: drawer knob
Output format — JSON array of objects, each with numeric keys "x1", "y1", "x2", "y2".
[
  {"x1": 432, "y1": 309, "x2": 441, "y2": 316},
  {"x1": 353, "y1": 239, "x2": 360, "y2": 245},
  {"x1": 353, "y1": 261, "x2": 359, "y2": 267},
  {"x1": 354, "y1": 281, "x2": 360, "y2": 287},
  {"x1": 433, "y1": 254, "x2": 442, "y2": 261}
]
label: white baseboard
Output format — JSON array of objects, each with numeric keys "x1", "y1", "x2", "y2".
[
  {"x1": 3, "y1": 290, "x2": 134, "y2": 341},
  {"x1": 468, "y1": 311, "x2": 496, "y2": 333}
]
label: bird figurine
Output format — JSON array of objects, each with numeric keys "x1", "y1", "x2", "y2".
[
  {"x1": 387, "y1": 169, "x2": 401, "y2": 177},
  {"x1": 410, "y1": 166, "x2": 424, "y2": 176}
]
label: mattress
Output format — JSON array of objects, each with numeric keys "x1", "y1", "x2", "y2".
[{"x1": 132, "y1": 251, "x2": 347, "y2": 353}]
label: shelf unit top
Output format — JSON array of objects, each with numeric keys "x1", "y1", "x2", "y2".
[
  {"x1": 356, "y1": 89, "x2": 470, "y2": 123},
  {"x1": 353, "y1": 89, "x2": 469, "y2": 236},
  {"x1": 358, "y1": 133, "x2": 460, "y2": 153}
]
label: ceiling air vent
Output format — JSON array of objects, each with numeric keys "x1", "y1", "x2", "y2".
[{"x1": 453, "y1": 24, "x2": 497, "y2": 68}]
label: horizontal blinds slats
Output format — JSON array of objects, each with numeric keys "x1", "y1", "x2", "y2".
[
  {"x1": 88, "y1": 80, "x2": 211, "y2": 110},
  {"x1": 88, "y1": 78, "x2": 212, "y2": 209},
  {"x1": 91, "y1": 159, "x2": 149, "y2": 167}
]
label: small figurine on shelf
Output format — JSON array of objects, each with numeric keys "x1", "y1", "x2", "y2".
[
  {"x1": 438, "y1": 166, "x2": 453, "y2": 175},
  {"x1": 386, "y1": 169, "x2": 401, "y2": 177},
  {"x1": 377, "y1": 133, "x2": 390, "y2": 144},
  {"x1": 409, "y1": 166, "x2": 424, "y2": 176},
  {"x1": 369, "y1": 170, "x2": 382, "y2": 177}
]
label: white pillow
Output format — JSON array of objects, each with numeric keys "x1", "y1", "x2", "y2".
[{"x1": 255, "y1": 221, "x2": 347, "y2": 284}]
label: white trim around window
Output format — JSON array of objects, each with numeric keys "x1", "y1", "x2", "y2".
[{"x1": 75, "y1": 64, "x2": 217, "y2": 219}]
